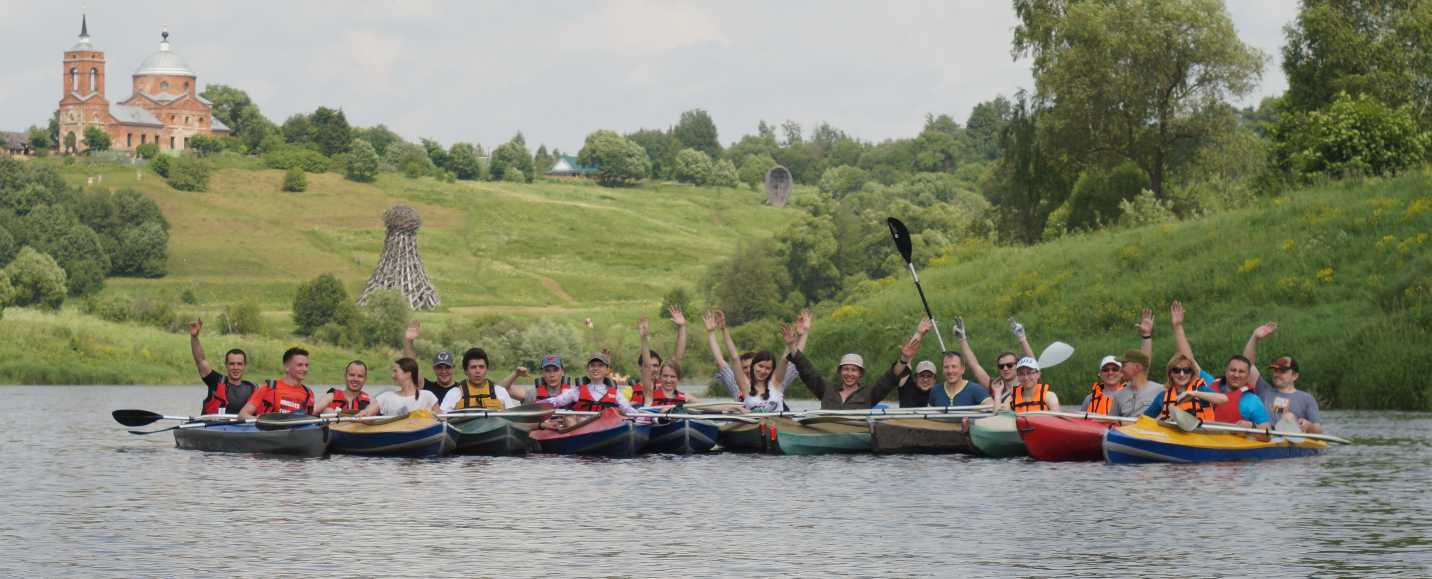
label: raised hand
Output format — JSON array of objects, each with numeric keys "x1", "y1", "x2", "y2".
[
  {"x1": 952, "y1": 317, "x2": 967, "y2": 342},
  {"x1": 515, "y1": 366, "x2": 530, "y2": 377},
  {"x1": 405, "y1": 319, "x2": 421, "y2": 342},
  {"x1": 638, "y1": 316, "x2": 649, "y2": 338},
  {"x1": 915, "y1": 316, "x2": 933, "y2": 336},
  {"x1": 900, "y1": 333, "x2": 923, "y2": 360},
  {"x1": 1170, "y1": 301, "x2": 1185, "y2": 327},
  {"x1": 1137, "y1": 309, "x2": 1154, "y2": 336},
  {"x1": 780, "y1": 323, "x2": 798, "y2": 347},
  {"x1": 702, "y1": 310, "x2": 718, "y2": 332},
  {"x1": 1252, "y1": 322, "x2": 1278, "y2": 340},
  {"x1": 715, "y1": 311, "x2": 727, "y2": 329},
  {"x1": 797, "y1": 308, "x2": 811, "y2": 335},
  {"x1": 1008, "y1": 317, "x2": 1026, "y2": 341},
  {"x1": 668, "y1": 306, "x2": 686, "y2": 327},
  {"x1": 189, "y1": 318, "x2": 202, "y2": 337}
]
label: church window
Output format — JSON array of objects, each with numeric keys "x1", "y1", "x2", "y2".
[
  {"x1": 185, "y1": 116, "x2": 190, "y2": 124},
  {"x1": 127, "y1": 134, "x2": 133, "y2": 147},
  {"x1": 184, "y1": 82, "x2": 189, "y2": 91},
  {"x1": 93, "y1": 113, "x2": 99, "y2": 122},
  {"x1": 169, "y1": 136, "x2": 175, "y2": 149},
  {"x1": 141, "y1": 134, "x2": 146, "y2": 144},
  {"x1": 160, "y1": 81, "x2": 169, "y2": 91},
  {"x1": 70, "y1": 68, "x2": 78, "y2": 91},
  {"x1": 89, "y1": 68, "x2": 96, "y2": 92}
]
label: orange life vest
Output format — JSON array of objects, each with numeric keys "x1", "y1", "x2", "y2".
[
  {"x1": 1087, "y1": 381, "x2": 1125, "y2": 415},
  {"x1": 1012, "y1": 383, "x2": 1052, "y2": 411},
  {"x1": 326, "y1": 388, "x2": 371, "y2": 411},
  {"x1": 1160, "y1": 378, "x2": 1215, "y2": 422},
  {"x1": 572, "y1": 384, "x2": 620, "y2": 412},
  {"x1": 257, "y1": 379, "x2": 315, "y2": 415},
  {"x1": 534, "y1": 377, "x2": 570, "y2": 399},
  {"x1": 649, "y1": 389, "x2": 688, "y2": 406}
]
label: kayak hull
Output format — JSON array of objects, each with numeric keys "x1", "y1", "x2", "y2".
[
  {"x1": 871, "y1": 418, "x2": 972, "y2": 454},
  {"x1": 645, "y1": 419, "x2": 720, "y2": 454},
  {"x1": 717, "y1": 420, "x2": 766, "y2": 452},
  {"x1": 1017, "y1": 415, "x2": 1119, "y2": 462},
  {"x1": 1103, "y1": 416, "x2": 1328, "y2": 464},
  {"x1": 766, "y1": 417, "x2": 871, "y2": 455},
  {"x1": 328, "y1": 411, "x2": 459, "y2": 458},
  {"x1": 531, "y1": 408, "x2": 651, "y2": 456},
  {"x1": 452, "y1": 417, "x2": 532, "y2": 455},
  {"x1": 969, "y1": 412, "x2": 1028, "y2": 458},
  {"x1": 173, "y1": 423, "x2": 328, "y2": 457}
]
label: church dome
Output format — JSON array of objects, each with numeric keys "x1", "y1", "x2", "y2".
[{"x1": 134, "y1": 28, "x2": 195, "y2": 77}]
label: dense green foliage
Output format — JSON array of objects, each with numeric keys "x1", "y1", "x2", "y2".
[
  {"x1": 166, "y1": 155, "x2": 212, "y2": 192},
  {"x1": 490, "y1": 135, "x2": 535, "y2": 183},
  {"x1": 576, "y1": 130, "x2": 651, "y2": 185},
  {"x1": 134, "y1": 142, "x2": 158, "y2": 159},
  {"x1": 1273, "y1": 92, "x2": 1430, "y2": 180},
  {"x1": 291, "y1": 273, "x2": 357, "y2": 335},
  {"x1": 281, "y1": 167, "x2": 307, "y2": 192},
  {"x1": 147, "y1": 154, "x2": 170, "y2": 177},
  {"x1": 671, "y1": 109, "x2": 722, "y2": 159},
  {"x1": 201, "y1": 84, "x2": 278, "y2": 151},
  {"x1": 82, "y1": 125, "x2": 112, "y2": 152},
  {"x1": 4, "y1": 247, "x2": 67, "y2": 310},
  {"x1": 345, "y1": 139, "x2": 380, "y2": 182},
  {"x1": 264, "y1": 146, "x2": 329, "y2": 173}
]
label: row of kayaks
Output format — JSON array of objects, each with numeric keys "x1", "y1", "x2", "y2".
[{"x1": 168, "y1": 408, "x2": 1329, "y2": 463}]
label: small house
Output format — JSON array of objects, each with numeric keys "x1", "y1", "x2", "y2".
[{"x1": 544, "y1": 155, "x2": 599, "y2": 179}]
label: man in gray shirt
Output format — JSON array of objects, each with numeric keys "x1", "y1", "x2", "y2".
[
  {"x1": 1256, "y1": 356, "x2": 1323, "y2": 433},
  {"x1": 1107, "y1": 349, "x2": 1164, "y2": 418}
]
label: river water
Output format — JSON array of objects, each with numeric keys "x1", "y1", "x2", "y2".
[{"x1": 2, "y1": 385, "x2": 1428, "y2": 578}]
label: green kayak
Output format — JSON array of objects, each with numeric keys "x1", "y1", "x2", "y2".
[
  {"x1": 766, "y1": 417, "x2": 871, "y2": 455},
  {"x1": 451, "y1": 416, "x2": 533, "y2": 455},
  {"x1": 969, "y1": 412, "x2": 1028, "y2": 458},
  {"x1": 717, "y1": 420, "x2": 767, "y2": 452}
]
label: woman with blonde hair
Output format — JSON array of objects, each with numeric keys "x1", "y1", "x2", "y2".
[{"x1": 1141, "y1": 352, "x2": 1227, "y2": 421}]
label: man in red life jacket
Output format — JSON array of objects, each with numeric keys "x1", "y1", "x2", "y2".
[
  {"x1": 237, "y1": 347, "x2": 316, "y2": 419},
  {"x1": 537, "y1": 352, "x2": 639, "y2": 429},
  {"x1": 188, "y1": 318, "x2": 256, "y2": 415},
  {"x1": 312, "y1": 360, "x2": 372, "y2": 414}
]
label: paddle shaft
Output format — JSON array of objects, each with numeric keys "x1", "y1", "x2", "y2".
[
  {"x1": 1157, "y1": 418, "x2": 1351, "y2": 445},
  {"x1": 905, "y1": 263, "x2": 947, "y2": 352},
  {"x1": 128, "y1": 419, "x2": 252, "y2": 435},
  {"x1": 112, "y1": 409, "x2": 239, "y2": 427},
  {"x1": 1017, "y1": 410, "x2": 1136, "y2": 423},
  {"x1": 256, "y1": 409, "x2": 555, "y2": 429}
]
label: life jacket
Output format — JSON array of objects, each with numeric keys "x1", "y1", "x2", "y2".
[
  {"x1": 454, "y1": 379, "x2": 505, "y2": 410},
  {"x1": 201, "y1": 378, "x2": 257, "y2": 414},
  {"x1": 626, "y1": 377, "x2": 649, "y2": 406},
  {"x1": 650, "y1": 389, "x2": 688, "y2": 406},
  {"x1": 1210, "y1": 378, "x2": 1251, "y2": 423},
  {"x1": 257, "y1": 379, "x2": 315, "y2": 415},
  {"x1": 1011, "y1": 383, "x2": 1052, "y2": 411},
  {"x1": 326, "y1": 388, "x2": 371, "y2": 411},
  {"x1": 534, "y1": 377, "x2": 571, "y2": 399},
  {"x1": 572, "y1": 383, "x2": 621, "y2": 412},
  {"x1": 1086, "y1": 381, "x2": 1125, "y2": 415},
  {"x1": 1160, "y1": 378, "x2": 1215, "y2": 422}
]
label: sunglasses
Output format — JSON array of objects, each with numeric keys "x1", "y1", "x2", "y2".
[
  {"x1": 1100, "y1": 366, "x2": 1121, "y2": 373},
  {"x1": 1171, "y1": 367, "x2": 1194, "y2": 375},
  {"x1": 998, "y1": 363, "x2": 1017, "y2": 370}
]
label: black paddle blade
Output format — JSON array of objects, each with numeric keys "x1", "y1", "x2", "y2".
[
  {"x1": 254, "y1": 412, "x2": 300, "y2": 431},
  {"x1": 112, "y1": 409, "x2": 164, "y2": 427},
  {"x1": 887, "y1": 217, "x2": 913, "y2": 263}
]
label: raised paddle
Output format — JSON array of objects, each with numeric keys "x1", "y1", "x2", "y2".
[
  {"x1": 887, "y1": 217, "x2": 946, "y2": 352},
  {"x1": 1035, "y1": 342, "x2": 1075, "y2": 369},
  {"x1": 112, "y1": 409, "x2": 238, "y2": 427}
]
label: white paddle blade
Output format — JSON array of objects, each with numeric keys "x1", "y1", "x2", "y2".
[
  {"x1": 1037, "y1": 341, "x2": 1075, "y2": 368},
  {"x1": 1274, "y1": 418, "x2": 1306, "y2": 444}
]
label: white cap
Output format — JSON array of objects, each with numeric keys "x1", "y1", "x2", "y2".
[
  {"x1": 914, "y1": 360, "x2": 937, "y2": 375},
  {"x1": 1016, "y1": 357, "x2": 1040, "y2": 372},
  {"x1": 1100, "y1": 355, "x2": 1122, "y2": 369},
  {"x1": 839, "y1": 353, "x2": 865, "y2": 369}
]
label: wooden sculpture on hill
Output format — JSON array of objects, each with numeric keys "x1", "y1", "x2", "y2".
[{"x1": 358, "y1": 204, "x2": 441, "y2": 310}]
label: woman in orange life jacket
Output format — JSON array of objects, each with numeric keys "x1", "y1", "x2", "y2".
[
  {"x1": 536, "y1": 352, "x2": 641, "y2": 430},
  {"x1": 355, "y1": 358, "x2": 443, "y2": 418},
  {"x1": 312, "y1": 361, "x2": 372, "y2": 414},
  {"x1": 996, "y1": 357, "x2": 1062, "y2": 412},
  {"x1": 1141, "y1": 352, "x2": 1228, "y2": 422},
  {"x1": 624, "y1": 306, "x2": 689, "y2": 406},
  {"x1": 1170, "y1": 302, "x2": 1274, "y2": 439}
]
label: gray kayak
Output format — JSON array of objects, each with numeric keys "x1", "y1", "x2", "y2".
[{"x1": 173, "y1": 423, "x2": 329, "y2": 457}]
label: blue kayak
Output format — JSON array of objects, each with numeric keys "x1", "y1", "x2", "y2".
[
  {"x1": 1103, "y1": 416, "x2": 1327, "y2": 464},
  {"x1": 173, "y1": 422, "x2": 328, "y2": 457},
  {"x1": 645, "y1": 418, "x2": 719, "y2": 454}
]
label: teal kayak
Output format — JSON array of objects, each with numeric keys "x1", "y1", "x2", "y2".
[{"x1": 969, "y1": 412, "x2": 1028, "y2": 458}]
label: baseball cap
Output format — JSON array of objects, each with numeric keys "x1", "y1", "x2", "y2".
[
  {"x1": 1268, "y1": 356, "x2": 1299, "y2": 373},
  {"x1": 540, "y1": 355, "x2": 563, "y2": 369},
  {"x1": 1116, "y1": 349, "x2": 1151, "y2": 368},
  {"x1": 1100, "y1": 355, "x2": 1123, "y2": 370},
  {"x1": 838, "y1": 353, "x2": 865, "y2": 369},
  {"x1": 432, "y1": 351, "x2": 455, "y2": 368},
  {"x1": 914, "y1": 360, "x2": 937, "y2": 375},
  {"x1": 587, "y1": 352, "x2": 610, "y2": 366},
  {"x1": 1015, "y1": 357, "x2": 1040, "y2": 372}
]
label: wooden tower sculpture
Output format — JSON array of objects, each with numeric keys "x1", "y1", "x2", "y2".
[{"x1": 358, "y1": 205, "x2": 441, "y2": 310}]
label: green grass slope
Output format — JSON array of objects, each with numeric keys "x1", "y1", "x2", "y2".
[{"x1": 804, "y1": 173, "x2": 1432, "y2": 410}]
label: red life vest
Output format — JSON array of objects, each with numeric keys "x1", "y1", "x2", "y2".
[
  {"x1": 201, "y1": 378, "x2": 257, "y2": 415},
  {"x1": 649, "y1": 389, "x2": 688, "y2": 406},
  {"x1": 1086, "y1": 381, "x2": 1125, "y2": 415},
  {"x1": 626, "y1": 378, "x2": 650, "y2": 406},
  {"x1": 572, "y1": 384, "x2": 621, "y2": 412},
  {"x1": 1210, "y1": 378, "x2": 1251, "y2": 423},
  {"x1": 1012, "y1": 383, "x2": 1052, "y2": 411},
  {"x1": 1160, "y1": 378, "x2": 1215, "y2": 422},
  {"x1": 257, "y1": 379, "x2": 315, "y2": 415},
  {"x1": 534, "y1": 377, "x2": 571, "y2": 399},
  {"x1": 326, "y1": 388, "x2": 371, "y2": 411}
]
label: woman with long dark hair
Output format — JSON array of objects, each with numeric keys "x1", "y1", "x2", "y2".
[{"x1": 356, "y1": 358, "x2": 442, "y2": 417}]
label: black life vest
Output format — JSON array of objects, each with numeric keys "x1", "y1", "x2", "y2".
[
  {"x1": 326, "y1": 388, "x2": 371, "y2": 411},
  {"x1": 534, "y1": 377, "x2": 571, "y2": 399},
  {"x1": 572, "y1": 383, "x2": 621, "y2": 412},
  {"x1": 202, "y1": 377, "x2": 258, "y2": 414},
  {"x1": 1011, "y1": 383, "x2": 1052, "y2": 412},
  {"x1": 257, "y1": 379, "x2": 315, "y2": 415}
]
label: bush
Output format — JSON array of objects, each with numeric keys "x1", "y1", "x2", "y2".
[
  {"x1": 112, "y1": 222, "x2": 169, "y2": 278},
  {"x1": 265, "y1": 146, "x2": 331, "y2": 173},
  {"x1": 1118, "y1": 190, "x2": 1175, "y2": 228},
  {"x1": 134, "y1": 299, "x2": 177, "y2": 329},
  {"x1": 0, "y1": 270, "x2": 13, "y2": 321},
  {"x1": 179, "y1": 287, "x2": 198, "y2": 304},
  {"x1": 4, "y1": 247, "x2": 67, "y2": 310},
  {"x1": 222, "y1": 298, "x2": 266, "y2": 335},
  {"x1": 62, "y1": 155, "x2": 76, "y2": 165},
  {"x1": 346, "y1": 139, "x2": 380, "y2": 182},
  {"x1": 167, "y1": 155, "x2": 212, "y2": 192},
  {"x1": 292, "y1": 273, "x2": 356, "y2": 335},
  {"x1": 148, "y1": 154, "x2": 170, "y2": 177},
  {"x1": 399, "y1": 150, "x2": 429, "y2": 178},
  {"x1": 83, "y1": 294, "x2": 133, "y2": 323},
  {"x1": 444, "y1": 171, "x2": 456, "y2": 183},
  {"x1": 502, "y1": 168, "x2": 526, "y2": 183},
  {"x1": 359, "y1": 288, "x2": 410, "y2": 348},
  {"x1": 65, "y1": 260, "x2": 106, "y2": 297},
  {"x1": 282, "y1": 167, "x2": 307, "y2": 192},
  {"x1": 1274, "y1": 92, "x2": 1431, "y2": 180},
  {"x1": 674, "y1": 148, "x2": 713, "y2": 185},
  {"x1": 135, "y1": 142, "x2": 159, "y2": 159}
]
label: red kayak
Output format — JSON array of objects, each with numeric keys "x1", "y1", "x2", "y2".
[{"x1": 1016, "y1": 415, "x2": 1121, "y2": 461}]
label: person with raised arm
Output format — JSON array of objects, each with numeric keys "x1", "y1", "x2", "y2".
[
  {"x1": 782, "y1": 315, "x2": 913, "y2": 410},
  {"x1": 357, "y1": 358, "x2": 442, "y2": 417},
  {"x1": 1164, "y1": 302, "x2": 1266, "y2": 436},
  {"x1": 237, "y1": 347, "x2": 317, "y2": 420},
  {"x1": 401, "y1": 319, "x2": 458, "y2": 402},
  {"x1": 189, "y1": 318, "x2": 257, "y2": 415},
  {"x1": 930, "y1": 318, "x2": 994, "y2": 408},
  {"x1": 1107, "y1": 349, "x2": 1163, "y2": 418},
  {"x1": 441, "y1": 348, "x2": 519, "y2": 413},
  {"x1": 647, "y1": 359, "x2": 701, "y2": 407},
  {"x1": 1142, "y1": 352, "x2": 1227, "y2": 422},
  {"x1": 1243, "y1": 323, "x2": 1323, "y2": 434},
  {"x1": 894, "y1": 317, "x2": 937, "y2": 408},
  {"x1": 997, "y1": 357, "x2": 1061, "y2": 412},
  {"x1": 624, "y1": 306, "x2": 689, "y2": 406},
  {"x1": 1080, "y1": 309, "x2": 1155, "y2": 414},
  {"x1": 312, "y1": 361, "x2": 372, "y2": 414},
  {"x1": 703, "y1": 310, "x2": 800, "y2": 412},
  {"x1": 537, "y1": 352, "x2": 641, "y2": 429}
]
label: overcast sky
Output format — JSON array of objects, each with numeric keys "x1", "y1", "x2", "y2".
[{"x1": 1, "y1": 0, "x2": 1298, "y2": 153}]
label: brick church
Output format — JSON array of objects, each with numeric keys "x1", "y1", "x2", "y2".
[{"x1": 58, "y1": 12, "x2": 229, "y2": 153}]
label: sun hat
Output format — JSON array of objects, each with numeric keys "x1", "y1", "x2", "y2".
[
  {"x1": 914, "y1": 360, "x2": 937, "y2": 375},
  {"x1": 838, "y1": 353, "x2": 865, "y2": 369}
]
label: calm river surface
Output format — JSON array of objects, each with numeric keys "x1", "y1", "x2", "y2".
[{"x1": 2, "y1": 385, "x2": 1429, "y2": 578}]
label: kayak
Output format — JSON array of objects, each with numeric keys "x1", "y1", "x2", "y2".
[
  {"x1": 174, "y1": 422, "x2": 328, "y2": 457},
  {"x1": 969, "y1": 412, "x2": 1028, "y2": 458},
  {"x1": 1103, "y1": 415, "x2": 1328, "y2": 464},
  {"x1": 328, "y1": 410, "x2": 459, "y2": 458},
  {"x1": 765, "y1": 417, "x2": 871, "y2": 455},
  {"x1": 645, "y1": 418, "x2": 720, "y2": 454},
  {"x1": 1016, "y1": 415, "x2": 1120, "y2": 462},
  {"x1": 451, "y1": 416, "x2": 534, "y2": 455},
  {"x1": 717, "y1": 420, "x2": 766, "y2": 452},
  {"x1": 530, "y1": 408, "x2": 651, "y2": 456},
  {"x1": 870, "y1": 418, "x2": 972, "y2": 454}
]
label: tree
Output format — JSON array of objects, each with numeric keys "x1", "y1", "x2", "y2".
[
  {"x1": 282, "y1": 167, "x2": 307, "y2": 192},
  {"x1": 490, "y1": 137, "x2": 534, "y2": 183},
  {"x1": 758, "y1": 120, "x2": 776, "y2": 139},
  {"x1": 188, "y1": 134, "x2": 221, "y2": 156},
  {"x1": 673, "y1": 148, "x2": 713, "y2": 185},
  {"x1": 659, "y1": 287, "x2": 693, "y2": 319},
  {"x1": 292, "y1": 272, "x2": 357, "y2": 335},
  {"x1": 82, "y1": 125, "x2": 112, "y2": 152},
  {"x1": 671, "y1": 109, "x2": 721, "y2": 158},
  {"x1": 533, "y1": 144, "x2": 557, "y2": 175},
  {"x1": 0, "y1": 269, "x2": 13, "y2": 321},
  {"x1": 167, "y1": 155, "x2": 211, "y2": 192},
  {"x1": 626, "y1": 128, "x2": 681, "y2": 179},
  {"x1": 65, "y1": 259, "x2": 105, "y2": 297},
  {"x1": 0, "y1": 226, "x2": 14, "y2": 267},
  {"x1": 966, "y1": 95, "x2": 1012, "y2": 155},
  {"x1": 780, "y1": 120, "x2": 803, "y2": 147},
  {"x1": 826, "y1": 138, "x2": 862, "y2": 168},
  {"x1": 984, "y1": 92, "x2": 1077, "y2": 245},
  {"x1": 135, "y1": 142, "x2": 158, "y2": 159},
  {"x1": 63, "y1": 132, "x2": 77, "y2": 154},
  {"x1": 4, "y1": 247, "x2": 67, "y2": 310},
  {"x1": 447, "y1": 142, "x2": 482, "y2": 180},
  {"x1": 147, "y1": 153, "x2": 171, "y2": 177},
  {"x1": 26, "y1": 126, "x2": 51, "y2": 157},
  {"x1": 818, "y1": 165, "x2": 869, "y2": 198},
  {"x1": 346, "y1": 138, "x2": 380, "y2": 182},
  {"x1": 200, "y1": 84, "x2": 276, "y2": 151},
  {"x1": 577, "y1": 130, "x2": 651, "y2": 185},
  {"x1": 309, "y1": 107, "x2": 352, "y2": 157},
  {"x1": 737, "y1": 153, "x2": 777, "y2": 189},
  {"x1": 112, "y1": 221, "x2": 169, "y2": 277},
  {"x1": 352, "y1": 125, "x2": 402, "y2": 161},
  {"x1": 281, "y1": 113, "x2": 312, "y2": 145},
  {"x1": 1273, "y1": 92, "x2": 1430, "y2": 179},
  {"x1": 704, "y1": 238, "x2": 791, "y2": 325},
  {"x1": 1015, "y1": 0, "x2": 1267, "y2": 200},
  {"x1": 709, "y1": 159, "x2": 738, "y2": 187},
  {"x1": 911, "y1": 129, "x2": 963, "y2": 173},
  {"x1": 399, "y1": 151, "x2": 428, "y2": 178}
]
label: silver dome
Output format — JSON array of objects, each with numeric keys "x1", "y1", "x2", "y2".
[{"x1": 134, "y1": 40, "x2": 195, "y2": 77}]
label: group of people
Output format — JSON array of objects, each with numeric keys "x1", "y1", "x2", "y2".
[{"x1": 187, "y1": 301, "x2": 1323, "y2": 436}]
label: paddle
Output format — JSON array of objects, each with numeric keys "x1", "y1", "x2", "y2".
[
  {"x1": 256, "y1": 406, "x2": 558, "y2": 430},
  {"x1": 1035, "y1": 342, "x2": 1075, "y2": 369},
  {"x1": 1163, "y1": 406, "x2": 1349, "y2": 444},
  {"x1": 796, "y1": 412, "x2": 987, "y2": 425},
  {"x1": 887, "y1": 217, "x2": 946, "y2": 352},
  {"x1": 1272, "y1": 417, "x2": 1307, "y2": 444},
  {"x1": 112, "y1": 409, "x2": 238, "y2": 427},
  {"x1": 448, "y1": 402, "x2": 555, "y2": 423},
  {"x1": 127, "y1": 419, "x2": 250, "y2": 435},
  {"x1": 795, "y1": 405, "x2": 992, "y2": 416},
  {"x1": 1017, "y1": 410, "x2": 1137, "y2": 424}
]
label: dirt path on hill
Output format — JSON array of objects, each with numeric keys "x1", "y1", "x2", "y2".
[{"x1": 534, "y1": 275, "x2": 577, "y2": 303}]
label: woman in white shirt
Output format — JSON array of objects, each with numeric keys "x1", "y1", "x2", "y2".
[{"x1": 355, "y1": 358, "x2": 442, "y2": 417}]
